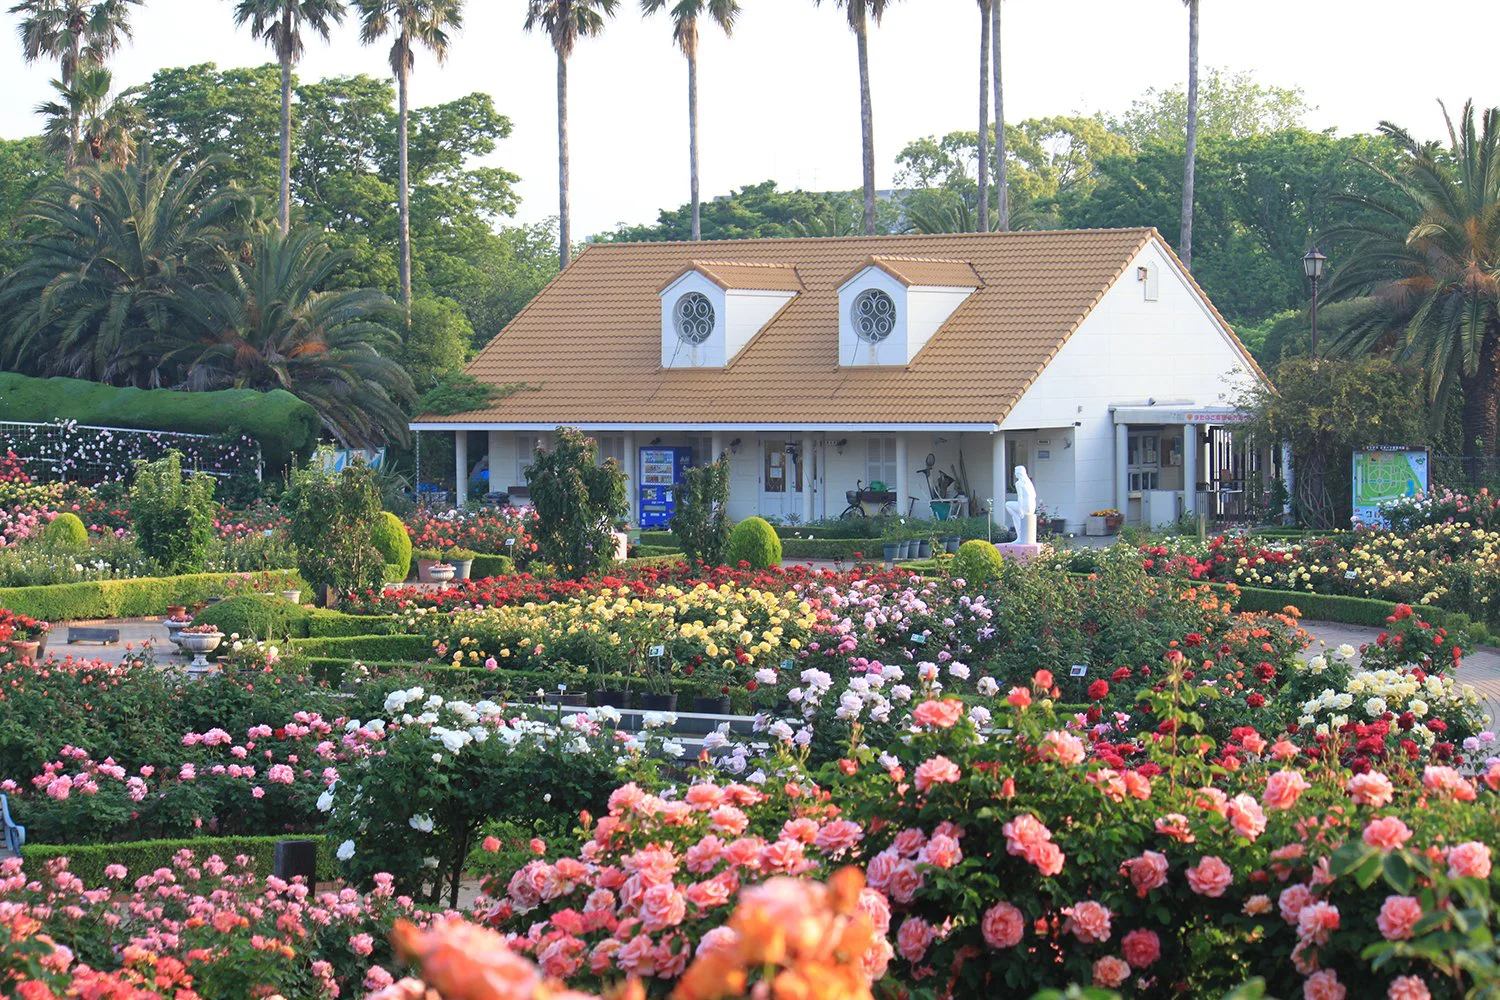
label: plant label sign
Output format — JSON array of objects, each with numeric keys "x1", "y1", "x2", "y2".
[
  {"x1": 1344, "y1": 570, "x2": 1358, "y2": 580},
  {"x1": 1070, "y1": 665, "x2": 1088, "y2": 677},
  {"x1": 505, "y1": 537, "x2": 516, "y2": 547},
  {"x1": 648, "y1": 645, "x2": 665, "y2": 658},
  {"x1": 910, "y1": 633, "x2": 927, "y2": 645},
  {"x1": 781, "y1": 659, "x2": 793, "y2": 671}
]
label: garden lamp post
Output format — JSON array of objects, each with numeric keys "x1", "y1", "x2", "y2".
[{"x1": 1302, "y1": 247, "x2": 1326, "y2": 355}]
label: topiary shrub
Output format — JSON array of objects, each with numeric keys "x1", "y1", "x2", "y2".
[
  {"x1": 41, "y1": 512, "x2": 89, "y2": 548},
  {"x1": 951, "y1": 539, "x2": 1004, "y2": 585},
  {"x1": 525, "y1": 427, "x2": 628, "y2": 580},
  {"x1": 192, "y1": 594, "x2": 311, "y2": 640},
  {"x1": 724, "y1": 517, "x2": 782, "y2": 569},
  {"x1": 129, "y1": 451, "x2": 217, "y2": 574},
  {"x1": 371, "y1": 511, "x2": 413, "y2": 583},
  {"x1": 285, "y1": 462, "x2": 384, "y2": 604},
  {"x1": 671, "y1": 457, "x2": 731, "y2": 566}
]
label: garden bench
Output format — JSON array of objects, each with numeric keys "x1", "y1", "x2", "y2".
[
  {"x1": 66, "y1": 626, "x2": 120, "y2": 645},
  {"x1": 1, "y1": 794, "x2": 24, "y2": 853}
]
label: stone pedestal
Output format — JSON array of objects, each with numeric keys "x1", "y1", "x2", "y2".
[{"x1": 995, "y1": 541, "x2": 1044, "y2": 565}]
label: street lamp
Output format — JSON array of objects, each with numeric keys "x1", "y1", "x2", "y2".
[{"x1": 1302, "y1": 247, "x2": 1327, "y2": 355}]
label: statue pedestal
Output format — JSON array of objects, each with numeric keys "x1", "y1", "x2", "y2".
[{"x1": 995, "y1": 541, "x2": 1044, "y2": 565}]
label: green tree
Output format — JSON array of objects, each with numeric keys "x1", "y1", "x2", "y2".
[
  {"x1": 813, "y1": 0, "x2": 896, "y2": 236},
  {"x1": 230, "y1": 0, "x2": 348, "y2": 235},
  {"x1": 284, "y1": 460, "x2": 385, "y2": 603},
  {"x1": 404, "y1": 295, "x2": 471, "y2": 389},
  {"x1": 0, "y1": 138, "x2": 58, "y2": 272},
  {"x1": 1112, "y1": 67, "x2": 1310, "y2": 149},
  {"x1": 137, "y1": 63, "x2": 285, "y2": 195},
  {"x1": 525, "y1": 0, "x2": 619, "y2": 268},
  {"x1": 168, "y1": 225, "x2": 416, "y2": 448},
  {"x1": 524, "y1": 426, "x2": 627, "y2": 579},
  {"x1": 670, "y1": 455, "x2": 730, "y2": 565},
  {"x1": 11, "y1": 0, "x2": 142, "y2": 169},
  {"x1": 0, "y1": 154, "x2": 244, "y2": 384},
  {"x1": 1324, "y1": 102, "x2": 1500, "y2": 465},
  {"x1": 128, "y1": 451, "x2": 217, "y2": 574},
  {"x1": 36, "y1": 64, "x2": 144, "y2": 165},
  {"x1": 354, "y1": 0, "x2": 465, "y2": 316},
  {"x1": 604, "y1": 180, "x2": 877, "y2": 241},
  {"x1": 641, "y1": 0, "x2": 739, "y2": 242}
]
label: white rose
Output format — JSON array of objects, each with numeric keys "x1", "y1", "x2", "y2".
[
  {"x1": 409, "y1": 813, "x2": 434, "y2": 833},
  {"x1": 336, "y1": 839, "x2": 356, "y2": 861},
  {"x1": 316, "y1": 789, "x2": 336, "y2": 813}
]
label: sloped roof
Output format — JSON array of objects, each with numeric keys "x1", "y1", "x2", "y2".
[
  {"x1": 423, "y1": 228, "x2": 1253, "y2": 427},
  {"x1": 669, "y1": 260, "x2": 805, "y2": 292},
  {"x1": 849, "y1": 255, "x2": 983, "y2": 288}
]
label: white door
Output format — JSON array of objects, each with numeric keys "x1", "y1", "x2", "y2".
[{"x1": 759, "y1": 439, "x2": 803, "y2": 520}]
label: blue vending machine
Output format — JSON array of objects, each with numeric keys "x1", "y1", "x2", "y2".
[{"x1": 638, "y1": 446, "x2": 693, "y2": 528}]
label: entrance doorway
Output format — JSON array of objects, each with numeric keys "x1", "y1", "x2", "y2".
[{"x1": 759, "y1": 438, "x2": 804, "y2": 520}]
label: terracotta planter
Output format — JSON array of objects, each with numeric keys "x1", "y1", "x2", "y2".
[
  {"x1": 415, "y1": 558, "x2": 438, "y2": 582},
  {"x1": 7, "y1": 640, "x2": 39, "y2": 662},
  {"x1": 166, "y1": 605, "x2": 187, "y2": 618}
]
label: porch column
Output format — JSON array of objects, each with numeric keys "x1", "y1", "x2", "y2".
[
  {"x1": 801, "y1": 435, "x2": 815, "y2": 523},
  {"x1": 623, "y1": 431, "x2": 637, "y2": 526},
  {"x1": 454, "y1": 430, "x2": 468, "y2": 509},
  {"x1": 1114, "y1": 421, "x2": 1129, "y2": 514},
  {"x1": 1281, "y1": 441, "x2": 1294, "y2": 517},
  {"x1": 894, "y1": 434, "x2": 908, "y2": 517},
  {"x1": 711, "y1": 432, "x2": 723, "y2": 462},
  {"x1": 487, "y1": 430, "x2": 502, "y2": 503},
  {"x1": 991, "y1": 432, "x2": 1007, "y2": 528},
  {"x1": 1183, "y1": 423, "x2": 1199, "y2": 517}
]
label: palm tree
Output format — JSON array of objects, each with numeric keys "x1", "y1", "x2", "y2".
[
  {"x1": 230, "y1": 0, "x2": 347, "y2": 236},
  {"x1": 1179, "y1": 0, "x2": 1199, "y2": 268},
  {"x1": 815, "y1": 0, "x2": 895, "y2": 236},
  {"x1": 525, "y1": 0, "x2": 619, "y2": 268},
  {"x1": 0, "y1": 153, "x2": 244, "y2": 385},
  {"x1": 354, "y1": 0, "x2": 463, "y2": 317},
  {"x1": 975, "y1": 0, "x2": 989, "y2": 233},
  {"x1": 641, "y1": 0, "x2": 740, "y2": 242},
  {"x1": 10, "y1": 0, "x2": 142, "y2": 170},
  {"x1": 169, "y1": 227, "x2": 416, "y2": 447},
  {"x1": 36, "y1": 64, "x2": 144, "y2": 165},
  {"x1": 1325, "y1": 101, "x2": 1500, "y2": 469},
  {"x1": 991, "y1": 0, "x2": 1006, "y2": 230}
]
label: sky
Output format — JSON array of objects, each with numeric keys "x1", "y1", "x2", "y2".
[{"x1": 2, "y1": 0, "x2": 1498, "y2": 238}]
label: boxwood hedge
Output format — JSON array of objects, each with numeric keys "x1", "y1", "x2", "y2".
[
  {"x1": 21, "y1": 834, "x2": 338, "y2": 885},
  {"x1": 0, "y1": 572, "x2": 303, "y2": 622}
]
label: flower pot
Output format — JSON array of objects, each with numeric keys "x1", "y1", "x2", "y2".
[
  {"x1": 900, "y1": 540, "x2": 915, "y2": 560},
  {"x1": 452, "y1": 559, "x2": 474, "y2": 581},
  {"x1": 280, "y1": 590, "x2": 301, "y2": 604},
  {"x1": 166, "y1": 605, "x2": 187, "y2": 618},
  {"x1": 164, "y1": 619, "x2": 190, "y2": 645},
  {"x1": 917, "y1": 540, "x2": 932, "y2": 559},
  {"x1": 591, "y1": 689, "x2": 632, "y2": 709},
  {"x1": 882, "y1": 542, "x2": 899, "y2": 563},
  {"x1": 415, "y1": 558, "x2": 438, "y2": 582},
  {"x1": 546, "y1": 692, "x2": 588, "y2": 708},
  {"x1": 7, "y1": 640, "x2": 39, "y2": 662},
  {"x1": 638, "y1": 692, "x2": 678, "y2": 713},
  {"x1": 946, "y1": 537, "x2": 961, "y2": 554},
  {"x1": 691, "y1": 695, "x2": 732, "y2": 715},
  {"x1": 1105, "y1": 514, "x2": 1124, "y2": 533},
  {"x1": 177, "y1": 632, "x2": 223, "y2": 674},
  {"x1": 428, "y1": 563, "x2": 456, "y2": 584}
]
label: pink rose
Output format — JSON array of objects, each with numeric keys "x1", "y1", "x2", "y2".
[
  {"x1": 913, "y1": 755, "x2": 962, "y2": 793},
  {"x1": 911, "y1": 698, "x2": 965, "y2": 729},
  {"x1": 919, "y1": 833, "x2": 963, "y2": 870},
  {"x1": 896, "y1": 916, "x2": 935, "y2": 962},
  {"x1": 1227, "y1": 794, "x2": 1267, "y2": 841},
  {"x1": 1347, "y1": 771, "x2": 1394, "y2": 807},
  {"x1": 1092, "y1": 955, "x2": 1130, "y2": 989},
  {"x1": 637, "y1": 883, "x2": 686, "y2": 932},
  {"x1": 1388, "y1": 975, "x2": 1431, "y2": 1000},
  {"x1": 1377, "y1": 895, "x2": 1422, "y2": 941},
  {"x1": 1118, "y1": 929, "x2": 1160, "y2": 971},
  {"x1": 1243, "y1": 894, "x2": 1273, "y2": 916},
  {"x1": 760, "y1": 838, "x2": 807, "y2": 874},
  {"x1": 981, "y1": 901, "x2": 1024, "y2": 949},
  {"x1": 1362, "y1": 816, "x2": 1413, "y2": 852},
  {"x1": 1279, "y1": 884, "x2": 1315, "y2": 925},
  {"x1": 1448, "y1": 841, "x2": 1492, "y2": 880},
  {"x1": 857, "y1": 887, "x2": 892, "y2": 935},
  {"x1": 1264, "y1": 769, "x2": 1310, "y2": 810},
  {"x1": 1121, "y1": 851, "x2": 1169, "y2": 898},
  {"x1": 885, "y1": 859, "x2": 924, "y2": 904},
  {"x1": 709, "y1": 805, "x2": 749, "y2": 836},
  {"x1": 1423, "y1": 765, "x2": 1478, "y2": 802},
  {"x1": 1304, "y1": 969, "x2": 1347, "y2": 1000},
  {"x1": 1067, "y1": 900, "x2": 1112, "y2": 944},
  {"x1": 1039, "y1": 730, "x2": 1086, "y2": 766},
  {"x1": 684, "y1": 783, "x2": 725, "y2": 809},
  {"x1": 892, "y1": 828, "x2": 929, "y2": 857},
  {"x1": 1186, "y1": 856, "x2": 1233, "y2": 898},
  {"x1": 813, "y1": 819, "x2": 864, "y2": 856},
  {"x1": 1296, "y1": 901, "x2": 1339, "y2": 946},
  {"x1": 1006, "y1": 687, "x2": 1032, "y2": 708}
]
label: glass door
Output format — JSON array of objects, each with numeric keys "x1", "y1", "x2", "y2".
[{"x1": 760, "y1": 440, "x2": 803, "y2": 519}]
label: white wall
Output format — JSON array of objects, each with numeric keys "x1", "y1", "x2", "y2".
[{"x1": 1001, "y1": 239, "x2": 1260, "y2": 526}]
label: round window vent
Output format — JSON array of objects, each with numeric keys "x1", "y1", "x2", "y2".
[
  {"x1": 850, "y1": 288, "x2": 897, "y2": 344},
  {"x1": 673, "y1": 292, "x2": 715, "y2": 345}
]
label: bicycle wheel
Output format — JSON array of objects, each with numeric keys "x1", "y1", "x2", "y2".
[
  {"x1": 878, "y1": 500, "x2": 897, "y2": 516},
  {"x1": 840, "y1": 504, "x2": 866, "y2": 520}
]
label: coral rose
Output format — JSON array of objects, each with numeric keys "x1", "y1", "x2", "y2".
[
  {"x1": 912, "y1": 698, "x2": 965, "y2": 729},
  {"x1": 1121, "y1": 928, "x2": 1160, "y2": 969},
  {"x1": 981, "y1": 901, "x2": 1025, "y2": 949},
  {"x1": 1377, "y1": 895, "x2": 1421, "y2": 941},
  {"x1": 1304, "y1": 969, "x2": 1346, "y2": 1000},
  {"x1": 1227, "y1": 794, "x2": 1267, "y2": 841},
  {"x1": 1447, "y1": 841, "x2": 1492, "y2": 880},
  {"x1": 913, "y1": 755, "x2": 962, "y2": 793},
  {"x1": 1362, "y1": 816, "x2": 1413, "y2": 852},
  {"x1": 1066, "y1": 900, "x2": 1112, "y2": 944},
  {"x1": 919, "y1": 833, "x2": 963, "y2": 870},
  {"x1": 1347, "y1": 771, "x2": 1394, "y2": 807},
  {"x1": 1039, "y1": 730, "x2": 1086, "y2": 766},
  {"x1": 896, "y1": 916, "x2": 935, "y2": 963},
  {"x1": 1121, "y1": 851, "x2": 1168, "y2": 898},
  {"x1": 1263, "y1": 769, "x2": 1310, "y2": 810},
  {"x1": 1186, "y1": 856, "x2": 1233, "y2": 898},
  {"x1": 638, "y1": 883, "x2": 687, "y2": 932},
  {"x1": 1092, "y1": 955, "x2": 1130, "y2": 988},
  {"x1": 1388, "y1": 975, "x2": 1431, "y2": 1000}
]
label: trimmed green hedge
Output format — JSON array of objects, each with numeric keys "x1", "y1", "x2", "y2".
[
  {"x1": 631, "y1": 544, "x2": 682, "y2": 558},
  {"x1": 470, "y1": 554, "x2": 515, "y2": 578},
  {"x1": 0, "y1": 571, "x2": 302, "y2": 622},
  {"x1": 0, "y1": 372, "x2": 319, "y2": 469},
  {"x1": 306, "y1": 610, "x2": 397, "y2": 637},
  {"x1": 781, "y1": 538, "x2": 883, "y2": 560},
  {"x1": 1214, "y1": 585, "x2": 1493, "y2": 644},
  {"x1": 22, "y1": 834, "x2": 338, "y2": 885},
  {"x1": 620, "y1": 554, "x2": 687, "y2": 569},
  {"x1": 292, "y1": 633, "x2": 432, "y2": 660}
]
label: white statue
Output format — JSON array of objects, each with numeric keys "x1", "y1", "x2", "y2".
[{"x1": 1005, "y1": 464, "x2": 1038, "y2": 545}]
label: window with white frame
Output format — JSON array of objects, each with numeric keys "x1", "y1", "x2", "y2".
[
  {"x1": 594, "y1": 434, "x2": 625, "y2": 468},
  {"x1": 1128, "y1": 430, "x2": 1161, "y2": 492},
  {"x1": 865, "y1": 436, "x2": 897, "y2": 488}
]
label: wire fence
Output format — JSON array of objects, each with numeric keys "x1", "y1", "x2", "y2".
[{"x1": 0, "y1": 420, "x2": 262, "y2": 484}]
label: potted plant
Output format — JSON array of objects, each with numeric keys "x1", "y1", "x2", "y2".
[
  {"x1": 590, "y1": 680, "x2": 632, "y2": 709},
  {"x1": 163, "y1": 611, "x2": 194, "y2": 645},
  {"x1": 916, "y1": 536, "x2": 933, "y2": 559},
  {"x1": 280, "y1": 588, "x2": 302, "y2": 604},
  {"x1": 882, "y1": 540, "x2": 899, "y2": 563},
  {"x1": 945, "y1": 535, "x2": 961, "y2": 554},
  {"x1": 414, "y1": 548, "x2": 442, "y2": 582},
  {"x1": 166, "y1": 604, "x2": 187, "y2": 619},
  {"x1": 178, "y1": 623, "x2": 224, "y2": 673},
  {"x1": 444, "y1": 547, "x2": 477, "y2": 580},
  {"x1": 543, "y1": 683, "x2": 588, "y2": 709},
  {"x1": 0, "y1": 612, "x2": 48, "y2": 662},
  {"x1": 428, "y1": 561, "x2": 456, "y2": 584},
  {"x1": 1087, "y1": 509, "x2": 1124, "y2": 535}
]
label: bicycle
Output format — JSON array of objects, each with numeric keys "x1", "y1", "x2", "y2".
[{"x1": 840, "y1": 480, "x2": 898, "y2": 519}]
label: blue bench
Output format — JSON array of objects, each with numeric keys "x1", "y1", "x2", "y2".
[{"x1": 1, "y1": 794, "x2": 24, "y2": 853}]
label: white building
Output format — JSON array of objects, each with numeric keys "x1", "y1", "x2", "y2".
[{"x1": 411, "y1": 228, "x2": 1272, "y2": 533}]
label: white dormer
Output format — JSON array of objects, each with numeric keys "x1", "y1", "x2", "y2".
[
  {"x1": 660, "y1": 261, "x2": 801, "y2": 368},
  {"x1": 837, "y1": 256, "x2": 981, "y2": 366}
]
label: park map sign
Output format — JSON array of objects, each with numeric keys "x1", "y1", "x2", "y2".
[{"x1": 1351, "y1": 447, "x2": 1428, "y2": 526}]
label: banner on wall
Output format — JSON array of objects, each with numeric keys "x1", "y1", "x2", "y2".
[
  {"x1": 1351, "y1": 446, "x2": 1427, "y2": 526},
  {"x1": 317, "y1": 447, "x2": 386, "y2": 473}
]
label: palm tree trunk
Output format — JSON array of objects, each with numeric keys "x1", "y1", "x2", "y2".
[
  {"x1": 1461, "y1": 322, "x2": 1500, "y2": 475},
  {"x1": 688, "y1": 42, "x2": 701, "y2": 241},
  {"x1": 992, "y1": 0, "x2": 1007, "y2": 232},
  {"x1": 557, "y1": 49, "x2": 571, "y2": 269},
  {"x1": 66, "y1": 34, "x2": 80, "y2": 171},
  {"x1": 1180, "y1": 0, "x2": 1199, "y2": 270},
  {"x1": 278, "y1": 42, "x2": 293, "y2": 236},
  {"x1": 397, "y1": 54, "x2": 412, "y2": 318},
  {"x1": 855, "y1": 15, "x2": 876, "y2": 236},
  {"x1": 976, "y1": 0, "x2": 990, "y2": 234}
]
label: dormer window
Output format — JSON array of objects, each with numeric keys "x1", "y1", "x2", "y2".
[
  {"x1": 673, "y1": 292, "x2": 715, "y2": 344},
  {"x1": 851, "y1": 289, "x2": 897, "y2": 343},
  {"x1": 660, "y1": 261, "x2": 801, "y2": 369}
]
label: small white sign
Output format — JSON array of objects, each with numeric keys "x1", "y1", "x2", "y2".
[
  {"x1": 1069, "y1": 664, "x2": 1088, "y2": 677},
  {"x1": 910, "y1": 633, "x2": 927, "y2": 645},
  {"x1": 1344, "y1": 570, "x2": 1357, "y2": 580},
  {"x1": 505, "y1": 537, "x2": 516, "y2": 547},
  {"x1": 648, "y1": 644, "x2": 666, "y2": 658}
]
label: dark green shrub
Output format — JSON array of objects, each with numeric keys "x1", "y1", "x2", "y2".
[
  {"x1": 725, "y1": 517, "x2": 782, "y2": 569},
  {"x1": 193, "y1": 594, "x2": 311, "y2": 640},
  {"x1": 671, "y1": 457, "x2": 731, "y2": 566},
  {"x1": 952, "y1": 539, "x2": 1005, "y2": 584},
  {"x1": 22, "y1": 835, "x2": 337, "y2": 885},
  {"x1": 285, "y1": 462, "x2": 384, "y2": 604},
  {"x1": 40, "y1": 512, "x2": 89, "y2": 548},
  {"x1": 525, "y1": 427, "x2": 627, "y2": 579},
  {"x1": 470, "y1": 554, "x2": 514, "y2": 578},
  {"x1": 292, "y1": 634, "x2": 433, "y2": 660},
  {"x1": 371, "y1": 511, "x2": 413, "y2": 582},
  {"x1": 129, "y1": 452, "x2": 217, "y2": 574},
  {"x1": 0, "y1": 571, "x2": 299, "y2": 621}
]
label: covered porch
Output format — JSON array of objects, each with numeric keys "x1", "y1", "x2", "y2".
[{"x1": 1108, "y1": 404, "x2": 1275, "y2": 528}]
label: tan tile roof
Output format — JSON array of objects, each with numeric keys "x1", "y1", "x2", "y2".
[
  {"x1": 857, "y1": 255, "x2": 983, "y2": 288},
  {"x1": 424, "y1": 228, "x2": 1255, "y2": 426},
  {"x1": 673, "y1": 260, "x2": 805, "y2": 292}
]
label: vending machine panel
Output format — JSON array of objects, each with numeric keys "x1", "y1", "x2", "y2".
[{"x1": 638, "y1": 447, "x2": 693, "y2": 528}]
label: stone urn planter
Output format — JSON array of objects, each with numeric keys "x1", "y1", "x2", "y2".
[
  {"x1": 428, "y1": 563, "x2": 456, "y2": 584},
  {"x1": 451, "y1": 559, "x2": 473, "y2": 581},
  {"x1": 178, "y1": 630, "x2": 224, "y2": 674},
  {"x1": 163, "y1": 617, "x2": 193, "y2": 646},
  {"x1": 280, "y1": 590, "x2": 301, "y2": 604}
]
